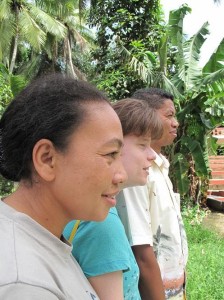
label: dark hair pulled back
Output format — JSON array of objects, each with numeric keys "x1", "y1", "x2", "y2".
[{"x1": 0, "y1": 73, "x2": 108, "y2": 182}]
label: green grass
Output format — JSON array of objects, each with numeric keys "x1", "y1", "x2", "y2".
[{"x1": 184, "y1": 218, "x2": 224, "y2": 300}]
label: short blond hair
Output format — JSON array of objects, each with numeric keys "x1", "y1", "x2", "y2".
[{"x1": 113, "y1": 98, "x2": 163, "y2": 140}]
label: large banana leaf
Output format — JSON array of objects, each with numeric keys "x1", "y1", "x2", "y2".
[
  {"x1": 158, "y1": 33, "x2": 168, "y2": 76},
  {"x1": 201, "y1": 68, "x2": 224, "y2": 86},
  {"x1": 168, "y1": 4, "x2": 191, "y2": 47},
  {"x1": 203, "y1": 38, "x2": 224, "y2": 72},
  {"x1": 182, "y1": 22, "x2": 209, "y2": 90},
  {"x1": 153, "y1": 72, "x2": 183, "y2": 101},
  {"x1": 172, "y1": 22, "x2": 209, "y2": 92},
  {"x1": 168, "y1": 5, "x2": 191, "y2": 89},
  {"x1": 180, "y1": 136, "x2": 209, "y2": 176}
]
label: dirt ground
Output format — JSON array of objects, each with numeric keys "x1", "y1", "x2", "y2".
[{"x1": 202, "y1": 211, "x2": 224, "y2": 237}]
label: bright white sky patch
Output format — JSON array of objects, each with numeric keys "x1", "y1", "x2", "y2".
[{"x1": 161, "y1": 0, "x2": 224, "y2": 67}]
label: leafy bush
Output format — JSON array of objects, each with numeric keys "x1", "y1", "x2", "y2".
[{"x1": 0, "y1": 74, "x2": 14, "y2": 196}]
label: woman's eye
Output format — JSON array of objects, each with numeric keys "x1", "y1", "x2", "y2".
[{"x1": 107, "y1": 151, "x2": 119, "y2": 159}]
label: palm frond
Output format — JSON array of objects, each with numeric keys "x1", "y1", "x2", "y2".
[
  {"x1": 42, "y1": 34, "x2": 57, "y2": 60},
  {"x1": 0, "y1": 18, "x2": 15, "y2": 62},
  {"x1": 64, "y1": 15, "x2": 95, "y2": 48},
  {"x1": 29, "y1": 5, "x2": 66, "y2": 38},
  {"x1": 78, "y1": 0, "x2": 88, "y2": 19},
  {"x1": 16, "y1": 53, "x2": 42, "y2": 81},
  {"x1": 10, "y1": 74, "x2": 27, "y2": 96},
  {"x1": 119, "y1": 44, "x2": 154, "y2": 84},
  {"x1": 130, "y1": 56, "x2": 153, "y2": 83},
  {"x1": 0, "y1": 0, "x2": 11, "y2": 20},
  {"x1": 35, "y1": 0, "x2": 75, "y2": 17},
  {"x1": 19, "y1": 10, "x2": 46, "y2": 50}
]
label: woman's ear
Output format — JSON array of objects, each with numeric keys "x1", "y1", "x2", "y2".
[{"x1": 32, "y1": 139, "x2": 57, "y2": 182}]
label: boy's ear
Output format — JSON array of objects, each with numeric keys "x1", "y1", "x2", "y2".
[{"x1": 32, "y1": 139, "x2": 57, "y2": 181}]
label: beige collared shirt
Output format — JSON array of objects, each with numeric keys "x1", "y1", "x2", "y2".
[{"x1": 117, "y1": 152, "x2": 188, "y2": 299}]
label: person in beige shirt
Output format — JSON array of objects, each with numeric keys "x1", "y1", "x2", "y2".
[{"x1": 117, "y1": 88, "x2": 188, "y2": 300}]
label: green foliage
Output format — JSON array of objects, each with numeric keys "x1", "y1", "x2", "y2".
[
  {"x1": 0, "y1": 75, "x2": 12, "y2": 115},
  {"x1": 182, "y1": 204, "x2": 209, "y2": 225},
  {"x1": 92, "y1": 62, "x2": 143, "y2": 100},
  {"x1": 88, "y1": 0, "x2": 165, "y2": 98},
  {"x1": 94, "y1": 70, "x2": 130, "y2": 100},
  {"x1": 217, "y1": 144, "x2": 224, "y2": 155},
  {"x1": 172, "y1": 153, "x2": 190, "y2": 195},
  {"x1": 0, "y1": 0, "x2": 67, "y2": 73},
  {"x1": 0, "y1": 0, "x2": 95, "y2": 80},
  {"x1": 168, "y1": 10, "x2": 224, "y2": 202},
  {"x1": 184, "y1": 215, "x2": 224, "y2": 299},
  {"x1": 88, "y1": 3, "x2": 224, "y2": 203},
  {"x1": 90, "y1": 0, "x2": 163, "y2": 52},
  {"x1": 0, "y1": 69, "x2": 14, "y2": 196},
  {"x1": 0, "y1": 63, "x2": 27, "y2": 97},
  {"x1": 0, "y1": 175, "x2": 14, "y2": 197},
  {"x1": 121, "y1": 4, "x2": 224, "y2": 203}
]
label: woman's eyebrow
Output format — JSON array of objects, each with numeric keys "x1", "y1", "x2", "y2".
[{"x1": 103, "y1": 138, "x2": 124, "y2": 148}]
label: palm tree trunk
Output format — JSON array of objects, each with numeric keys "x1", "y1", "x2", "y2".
[
  {"x1": 9, "y1": 6, "x2": 20, "y2": 74},
  {"x1": 66, "y1": 38, "x2": 77, "y2": 79},
  {"x1": 9, "y1": 32, "x2": 19, "y2": 74}
]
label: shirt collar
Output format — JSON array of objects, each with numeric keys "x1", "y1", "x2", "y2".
[{"x1": 153, "y1": 152, "x2": 170, "y2": 169}]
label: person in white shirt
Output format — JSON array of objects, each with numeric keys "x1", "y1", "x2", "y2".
[
  {"x1": 0, "y1": 73, "x2": 127, "y2": 299},
  {"x1": 117, "y1": 88, "x2": 188, "y2": 300}
]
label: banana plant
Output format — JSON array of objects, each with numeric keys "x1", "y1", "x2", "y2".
[
  {"x1": 118, "y1": 4, "x2": 224, "y2": 203},
  {"x1": 165, "y1": 6, "x2": 224, "y2": 202}
]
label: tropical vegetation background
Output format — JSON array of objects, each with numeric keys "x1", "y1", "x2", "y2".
[
  {"x1": 0, "y1": 1, "x2": 224, "y2": 299},
  {"x1": 1, "y1": 0, "x2": 223, "y2": 205}
]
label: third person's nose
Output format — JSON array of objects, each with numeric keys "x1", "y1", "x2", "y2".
[{"x1": 147, "y1": 147, "x2": 156, "y2": 161}]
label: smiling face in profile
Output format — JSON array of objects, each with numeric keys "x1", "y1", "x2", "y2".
[
  {"x1": 120, "y1": 135, "x2": 155, "y2": 188},
  {"x1": 51, "y1": 102, "x2": 127, "y2": 222}
]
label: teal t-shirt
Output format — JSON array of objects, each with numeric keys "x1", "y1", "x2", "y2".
[{"x1": 64, "y1": 207, "x2": 141, "y2": 300}]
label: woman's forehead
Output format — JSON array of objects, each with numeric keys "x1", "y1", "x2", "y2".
[{"x1": 71, "y1": 103, "x2": 123, "y2": 140}]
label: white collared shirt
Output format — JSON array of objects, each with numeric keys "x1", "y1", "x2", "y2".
[{"x1": 117, "y1": 152, "x2": 188, "y2": 299}]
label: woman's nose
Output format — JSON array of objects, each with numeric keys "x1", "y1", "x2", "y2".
[{"x1": 113, "y1": 161, "x2": 128, "y2": 185}]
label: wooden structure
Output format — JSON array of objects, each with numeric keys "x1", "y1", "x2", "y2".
[{"x1": 207, "y1": 127, "x2": 224, "y2": 211}]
